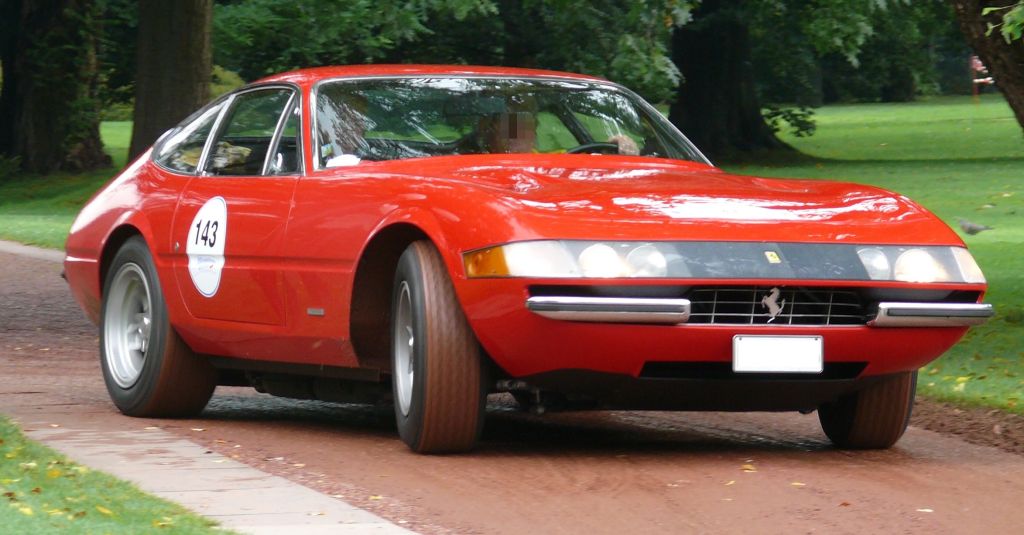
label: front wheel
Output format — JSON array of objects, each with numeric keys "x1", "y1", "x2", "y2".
[
  {"x1": 391, "y1": 241, "x2": 486, "y2": 453},
  {"x1": 100, "y1": 236, "x2": 216, "y2": 417},
  {"x1": 818, "y1": 371, "x2": 916, "y2": 449}
]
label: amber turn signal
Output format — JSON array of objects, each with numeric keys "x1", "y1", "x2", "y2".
[{"x1": 464, "y1": 247, "x2": 509, "y2": 277}]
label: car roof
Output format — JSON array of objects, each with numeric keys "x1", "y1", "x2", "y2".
[{"x1": 254, "y1": 64, "x2": 606, "y2": 86}]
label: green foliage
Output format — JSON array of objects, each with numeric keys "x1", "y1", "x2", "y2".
[
  {"x1": 210, "y1": 65, "x2": 245, "y2": 97},
  {"x1": 753, "y1": 1, "x2": 965, "y2": 106},
  {"x1": 213, "y1": 0, "x2": 499, "y2": 80},
  {"x1": 762, "y1": 106, "x2": 816, "y2": 137},
  {"x1": 984, "y1": 2, "x2": 1024, "y2": 43},
  {"x1": 212, "y1": 0, "x2": 694, "y2": 103},
  {"x1": 0, "y1": 417, "x2": 221, "y2": 533}
]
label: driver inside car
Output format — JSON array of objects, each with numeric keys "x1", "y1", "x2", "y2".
[{"x1": 478, "y1": 110, "x2": 538, "y2": 154}]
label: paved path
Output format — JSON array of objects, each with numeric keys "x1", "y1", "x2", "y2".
[{"x1": 1, "y1": 240, "x2": 412, "y2": 534}]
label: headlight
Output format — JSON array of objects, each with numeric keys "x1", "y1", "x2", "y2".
[
  {"x1": 893, "y1": 248, "x2": 947, "y2": 283},
  {"x1": 856, "y1": 245, "x2": 984, "y2": 283},
  {"x1": 464, "y1": 240, "x2": 671, "y2": 278},
  {"x1": 857, "y1": 247, "x2": 890, "y2": 280}
]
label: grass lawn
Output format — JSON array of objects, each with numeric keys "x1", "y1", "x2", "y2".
[
  {"x1": 0, "y1": 122, "x2": 130, "y2": 249},
  {"x1": 0, "y1": 417, "x2": 222, "y2": 533},
  {"x1": 726, "y1": 94, "x2": 1024, "y2": 412}
]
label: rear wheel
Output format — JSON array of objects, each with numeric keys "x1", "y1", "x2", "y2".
[
  {"x1": 818, "y1": 371, "x2": 916, "y2": 449},
  {"x1": 100, "y1": 236, "x2": 216, "y2": 417},
  {"x1": 391, "y1": 240, "x2": 486, "y2": 453}
]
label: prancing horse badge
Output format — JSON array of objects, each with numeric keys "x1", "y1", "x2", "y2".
[{"x1": 761, "y1": 287, "x2": 786, "y2": 323}]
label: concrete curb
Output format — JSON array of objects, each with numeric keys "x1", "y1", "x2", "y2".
[{"x1": 23, "y1": 423, "x2": 413, "y2": 534}]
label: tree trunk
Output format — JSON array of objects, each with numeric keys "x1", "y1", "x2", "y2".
[
  {"x1": 128, "y1": 0, "x2": 212, "y2": 161},
  {"x1": 668, "y1": 0, "x2": 789, "y2": 161},
  {"x1": 0, "y1": 0, "x2": 111, "y2": 174},
  {"x1": 951, "y1": 0, "x2": 1024, "y2": 136}
]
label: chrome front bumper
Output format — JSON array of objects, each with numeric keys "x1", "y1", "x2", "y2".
[
  {"x1": 525, "y1": 296, "x2": 993, "y2": 327},
  {"x1": 525, "y1": 296, "x2": 691, "y2": 324},
  {"x1": 868, "y1": 302, "x2": 994, "y2": 327}
]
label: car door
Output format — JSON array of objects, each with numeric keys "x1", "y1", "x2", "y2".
[{"x1": 172, "y1": 86, "x2": 302, "y2": 328}]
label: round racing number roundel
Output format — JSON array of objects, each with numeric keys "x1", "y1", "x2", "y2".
[{"x1": 186, "y1": 196, "x2": 227, "y2": 297}]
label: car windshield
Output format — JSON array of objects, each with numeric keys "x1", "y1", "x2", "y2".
[{"x1": 314, "y1": 77, "x2": 703, "y2": 167}]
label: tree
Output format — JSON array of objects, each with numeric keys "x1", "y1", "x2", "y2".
[
  {"x1": 668, "y1": 0, "x2": 886, "y2": 159},
  {"x1": 0, "y1": 0, "x2": 111, "y2": 174},
  {"x1": 951, "y1": 0, "x2": 1024, "y2": 136},
  {"x1": 128, "y1": 0, "x2": 213, "y2": 161},
  {"x1": 213, "y1": 0, "x2": 691, "y2": 104}
]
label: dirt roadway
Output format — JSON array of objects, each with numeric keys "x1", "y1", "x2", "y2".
[{"x1": 4, "y1": 249, "x2": 1024, "y2": 535}]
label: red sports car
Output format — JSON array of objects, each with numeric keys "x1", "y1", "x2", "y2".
[{"x1": 64, "y1": 65, "x2": 992, "y2": 453}]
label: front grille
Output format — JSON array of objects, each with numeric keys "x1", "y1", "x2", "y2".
[{"x1": 687, "y1": 286, "x2": 867, "y2": 326}]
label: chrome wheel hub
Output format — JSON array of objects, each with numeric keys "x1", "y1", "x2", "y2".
[
  {"x1": 394, "y1": 281, "x2": 415, "y2": 417},
  {"x1": 103, "y1": 263, "x2": 153, "y2": 388}
]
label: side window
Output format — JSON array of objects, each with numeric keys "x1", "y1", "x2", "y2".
[
  {"x1": 267, "y1": 101, "x2": 300, "y2": 175},
  {"x1": 153, "y1": 103, "x2": 223, "y2": 174},
  {"x1": 207, "y1": 88, "x2": 292, "y2": 176}
]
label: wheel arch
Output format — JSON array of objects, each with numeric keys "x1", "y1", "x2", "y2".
[
  {"x1": 349, "y1": 222, "x2": 431, "y2": 371},
  {"x1": 99, "y1": 224, "x2": 146, "y2": 293}
]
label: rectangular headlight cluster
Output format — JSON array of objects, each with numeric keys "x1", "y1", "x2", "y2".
[{"x1": 463, "y1": 240, "x2": 985, "y2": 283}]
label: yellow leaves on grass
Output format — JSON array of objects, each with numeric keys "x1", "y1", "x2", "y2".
[
  {"x1": 95, "y1": 504, "x2": 114, "y2": 516},
  {"x1": 46, "y1": 468, "x2": 62, "y2": 479},
  {"x1": 152, "y1": 516, "x2": 175, "y2": 528},
  {"x1": 18, "y1": 505, "x2": 33, "y2": 516}
]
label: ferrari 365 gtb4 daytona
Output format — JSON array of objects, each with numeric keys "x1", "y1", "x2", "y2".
[{"x1": 64, "y1": 65, "x2": 992, "y2": 453}]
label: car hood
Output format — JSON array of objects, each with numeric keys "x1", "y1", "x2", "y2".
[{"x1": 374, "y1": 155, "x2": 962, "y2": 246}]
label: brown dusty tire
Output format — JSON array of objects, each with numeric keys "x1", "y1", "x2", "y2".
[
  {"x1": 391, "y1": 240, "x2": 486, "y2": 453},
  {"x1": 99, "y1": 236, "x2": 216, "y2": 417},
  {"x1": 818, "y1": 371, "x2": 916, "y2": 449}
]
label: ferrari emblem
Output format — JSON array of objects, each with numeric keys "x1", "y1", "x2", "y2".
[
  {"x1": 761, "y1": 287, "x2": 786, "y2": 323},
  {"x1": 764, "y1": 251, "x2": 782, "y2": 264}
]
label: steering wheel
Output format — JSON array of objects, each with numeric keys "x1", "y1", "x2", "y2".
[{"x1": 566, "y1": 142, "x2": 620, "y2": 155}]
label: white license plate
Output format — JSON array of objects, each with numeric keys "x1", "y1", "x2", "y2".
[{"x1": 732, "y1": 335, "x2": 823, "y2": 374}]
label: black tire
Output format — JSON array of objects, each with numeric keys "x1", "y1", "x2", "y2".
[
  {"x1": 390, "y1": 240, "x2": 486, "y2": 453},
  {"x1": 818, "y1": 371, "x2": 916, "y2": 449},
  {"x1": 99, "y1": 236, "x2": 216, "y2": 417}
]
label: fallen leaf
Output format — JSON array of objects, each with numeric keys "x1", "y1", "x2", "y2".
[
  {"x1": 19, "y1": 462, "x2": 37, "y2": 470},
  {"x1": 47, "y1": 468, "x2": 62, "y2": 478},
  {"x1": 95, "y1": 505, "x2": 114, "y2": 516},
  {"x1": 839, "y1": 502, "x2": 851, "y2": 507},
  {"x1": 955, "y1": 376, "x2": 971, "y2": 384},
  {"x1": 369, "y1": 495, "x2": 383, "y2": 501},
  {"x1": 916, "y1": 508, "x2": 934, "y2": 513},
  {"x1": 18, "y1": 506, "x2": 33, "y2": 516},
  {"x1": 993, "y1": 424, "x2": 1003, "y2": 435},
  {"x1": 144, "y1": 426, "x2": 159, "y2": 430},
  {"x1": 725, "y1": 480, "x2": 736, "y2": 486},
  {"x1": 791, "y1": 482, "x2": 806, "y2": 487},
  {"x1": 741, "y1": 464, "x2": 757, "y2": 473},
  {"x1": 30, "y1": 487, "x2": 41, "y2": 494},
  {"x1": 190, "y1": 428, "x2": 205, "y2": 432},
  {"x1": 292, "y1": 463, "x2": 306, "y2": 468},
  {"x1": 308, "y1": 512, "x2": 325, "y2": 516},
  {"x1": 48, "y1": 424, "x2": 59, "y2": 428}
]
